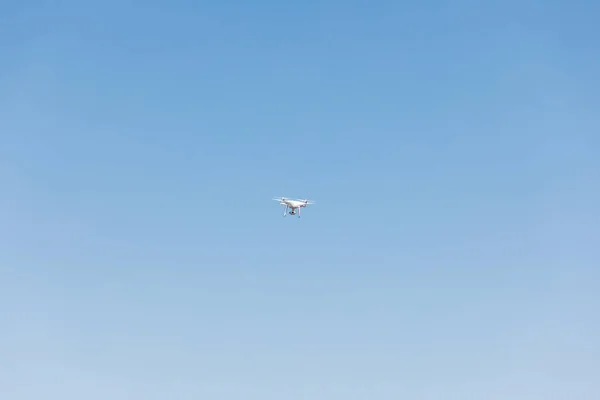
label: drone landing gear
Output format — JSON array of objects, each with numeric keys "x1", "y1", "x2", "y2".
[{"x1": 282, "y1": 205, "x2": 300, "y2": 218}]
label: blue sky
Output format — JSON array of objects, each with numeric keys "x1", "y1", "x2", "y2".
[{"x1": 1, "y1": 0, "x2": 599, "y2": 399}]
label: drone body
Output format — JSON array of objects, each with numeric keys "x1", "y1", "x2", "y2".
[{"x1": 273, "y1": 197, "x2": 314, "y2": 218}]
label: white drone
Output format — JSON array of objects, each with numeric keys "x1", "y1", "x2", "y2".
[{"x1": 272, "y1": 197, "x2": 314, "y2": 217}]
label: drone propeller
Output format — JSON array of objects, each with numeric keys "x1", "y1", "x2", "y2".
[{"x1": 302, "y1": 199, "x2": 315, "y2": 204}]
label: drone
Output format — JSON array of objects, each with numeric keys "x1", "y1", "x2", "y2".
[{"x1": 272, "y1": 197, "x2": 314, "y2": 217}]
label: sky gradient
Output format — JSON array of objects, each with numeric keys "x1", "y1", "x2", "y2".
[{"x1": 1, "y1": 1, "x2": 599, "y2": 399}]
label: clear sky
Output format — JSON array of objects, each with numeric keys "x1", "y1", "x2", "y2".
[{"x1": 1, "y1": 1, "x2": 599, "y2": 399}]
